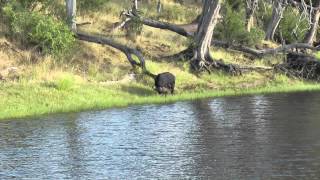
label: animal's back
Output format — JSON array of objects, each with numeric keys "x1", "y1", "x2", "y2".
[{"x1": 155, "y1": 72, "x2": 175, "y2": 94}]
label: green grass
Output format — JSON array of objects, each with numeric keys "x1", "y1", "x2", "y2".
[
  {"x1": 1, "y1": 75, "x2": 320, "y2": 120},
  {"x1": 1, "y1": 51, "x2": 320, "y2": 121}
]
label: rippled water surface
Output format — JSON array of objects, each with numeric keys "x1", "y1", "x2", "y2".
[{"x1": 1, "y1": 92, "x2": 320, "y2": 179}]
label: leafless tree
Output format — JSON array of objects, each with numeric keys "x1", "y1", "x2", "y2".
[
  {"x1": 157, "y1": 0, "x2": 162, "y2": 13},
  {"x1": 190, "y1": 0, "x2": 222, "y2": 71},
  {"x1": 303, "y1": 0, "x2": 320, "y2": 44},
  {"x1": 133, "y1": 0, "x2": 138, "y2": 12},
  {"x1": 66, "y1": 0, "x2": 77, "y2": 32},
  {"x1": 245, "y1": 0, "x2": 259, "y2": 32},
  {"x1": 265, "y1": 0, "x2": 288, "y2": 41}
]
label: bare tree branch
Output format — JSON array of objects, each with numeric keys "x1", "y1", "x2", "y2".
[
  {"x1": 76, "y1": 31, "x2": 146, "y2": 70},
  {"x1": 212, "y1": 41, "x2": 320, "y2": 57}
]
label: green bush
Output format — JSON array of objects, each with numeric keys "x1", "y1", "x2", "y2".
[
  {"x1": 3, "y1": 4, "x2": 75, "y2": 56},
  {"x1": 125, "y1": 15, "x2": 144, "y2": 40},
  {"x1": 54, "y1": 74, "x2": 75, "y2": 91},
  {"x1": 278, "y1": 7, "x2": 309, "y2": 43},
  {"x1": 11, "y1": 0, "x2": 50, "y2": 9},
  {"x1": 315, "y1": 51, "x2": 320, "y2": 60},
  {"x1": 214, "y1": 5, "x2": 264, "y2": 47}
]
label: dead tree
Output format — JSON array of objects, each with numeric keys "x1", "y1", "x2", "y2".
[
  {"x1": 190, "y1": 0, "x2": 221, "y2": 71},
  {"x1": 265, "y1": 0, "x2": 288, "y2": 41},
  {"x1": 245, "y1": 0, "x2": 259, "y2": 32},
  {"x1": 187, "y1": 0, "x2": 240, "y2": 74},
  {"x1": 66, "y1": 0, "x2": 77, "y2": 32},
  {"x1": 303, "y1": 0, "x2": 320, "y2": 44},
  {"x1": 157, "y1": 0, "x2": 162, "y2": 13},
  {"x1": 133, "y1": 0, "x2": 138, "y2": 12}
]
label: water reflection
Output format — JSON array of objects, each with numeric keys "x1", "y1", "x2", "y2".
[{"x1": 1, "y1": 92, "x2": 320, "y2": 179}]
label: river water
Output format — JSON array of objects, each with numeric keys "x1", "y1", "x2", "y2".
[{"x1": 1, "y1": 92, "x2": 320, "y2": 179}]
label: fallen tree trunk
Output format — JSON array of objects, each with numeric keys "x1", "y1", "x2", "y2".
[
  {"x1": 265, "y1": 0, "x2": 286, "y2": 41},
  {"x1": 140, "y1": 17, "x2": 194, "y2": 37},
  {"x1": 212, "y1": 41, "x2": 320, "y2": 58},
  {"x1": 164, "y1": 40, "x2": 320, "y2": 60},
  {"x1": 120, "y1": 10, "x2": 194, "y2": 37},
  {"x1": 120, "y1": 13, "x2": 320, "y2": 58},
  {"x1": 76, "y1": 31, "x2": 146, "y2": 70}
]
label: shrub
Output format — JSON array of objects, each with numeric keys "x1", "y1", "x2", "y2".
[
  {"x1": 12, "y1": 0, "x2": 50, "y2": 9},
  {"x1": 255, "y1": 1, "x2": 273, "y2": 31},
  {"x1": 55, "y1": 74, "x2": 75, "y2": 91},
  {"x1": 278, "y1": 7, "x2": 309, "y2": 44},
  {"x1": 124, "y1": 15, "x2": 144, "y2": 40},
  {"x1": 214, "y1": 5, "x2": 264, "y2": 47},
  {"x1": 315, "y1": 51, "x2": 320, "y2": 60},
  {"x1": 3, "y1": 4, "x2": 75, "y2": 56}
]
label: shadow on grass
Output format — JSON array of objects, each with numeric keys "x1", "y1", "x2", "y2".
[{"x1": 120, "y1": 85, "x2": 156, "y2": 96}]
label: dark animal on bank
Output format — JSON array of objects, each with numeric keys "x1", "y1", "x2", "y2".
[{"x1": 154, "y1": 72, "x2": 175, "y2": 95}]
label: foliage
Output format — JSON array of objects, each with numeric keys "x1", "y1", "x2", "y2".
[
  {"x1": 215, "y1": 5, "x2": 264, "y2": 47},
  {"x1": 278, "y1": 7, "x2": 309, "y2": 44},
  {"x1": 3, "y1": 4, "x2": 75, "y2": 56},
  {"x1": 10, "y1": 0, "x2": 50, "y2": 9},
  {"x1": 315, "y1": 51, "x2": 320, "y2": 60},
  {"x1": 255, "y1": 2, "x2": 273, "y2": 31},
  {"x1": 224, "y1": 0, "x2": 244, "y2": 10},
  {"x1": 78, "y1": 0, "x2": 110, "y2": 11},
  {"x1": 54, "y1": 74, "x2": 75, "y2": 91},
  {"x1": 125, "y1": 15, "x2": 144, "y2": 40}
]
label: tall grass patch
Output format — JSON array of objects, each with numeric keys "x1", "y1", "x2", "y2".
[{"x1": 54, "y1": 74, "x2": 76, "y2": 91}]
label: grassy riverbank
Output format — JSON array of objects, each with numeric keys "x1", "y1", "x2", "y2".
[
  {"x1": 1, "y1": 0, "x2": 320, "y2": 120},
  {"x1": 2, "y1": 67, "x2": 320, "y2": 120}
]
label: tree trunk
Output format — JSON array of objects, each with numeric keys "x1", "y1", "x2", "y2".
[
  {"x1": 66, "y1": 0, "x2": 77, "y2": 32},
  {"x1": 191, "y1": 0, "x2": 221, "y2": 70},
  {"x1": 186, "y1": 0, "x2": 240, "y2": 74},
  {"x1": 133, "y1": 0, "x2": 138, "y2": 12},
  {"x1": 303, "y1": 0, "x2": 320, "y2": 45},
  {"x1": 157, "y1": 0, "x2": 162, "y2": 13},
  {"x1": 265, "y1": 0, "x2": 287, "y2": 41},
  {"x1": 245, "y1": 0, "x2": 259, "y2": 32}
]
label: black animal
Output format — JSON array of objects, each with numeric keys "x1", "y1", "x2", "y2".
[{"x1": 154, "y1": 72, "x2": 175, "y2": 95}]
